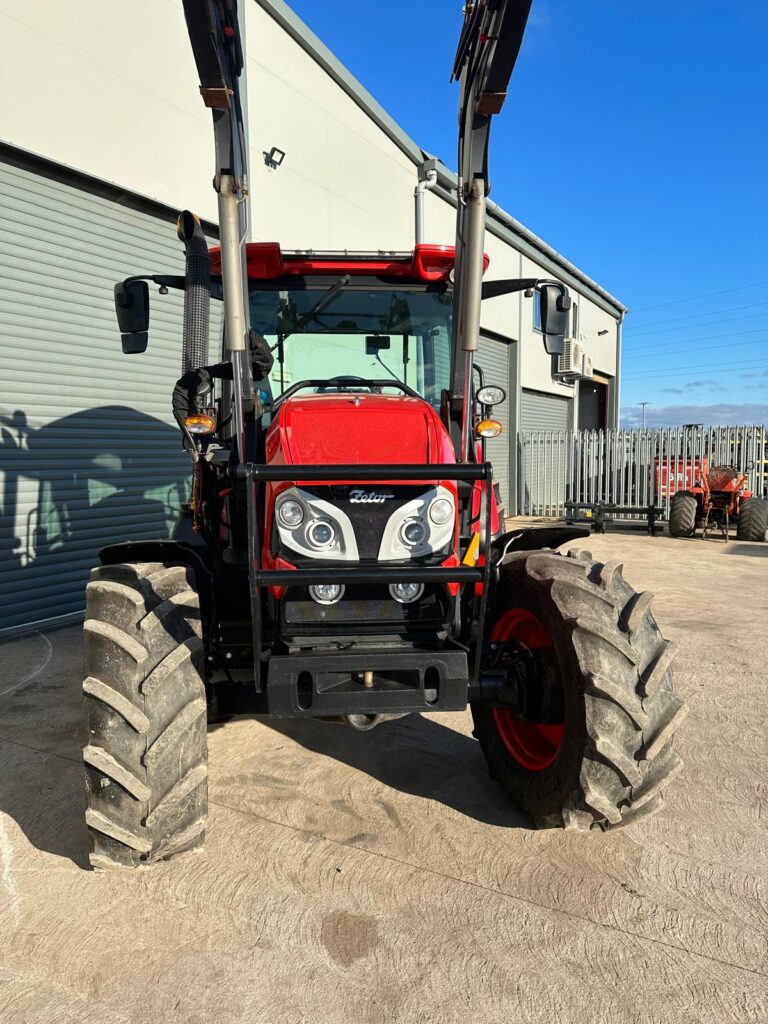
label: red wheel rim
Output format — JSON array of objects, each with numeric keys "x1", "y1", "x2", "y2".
[{"x1": 491, "y1": 608, "x2": 564, "y2": 772}]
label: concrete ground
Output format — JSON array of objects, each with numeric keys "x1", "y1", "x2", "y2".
[{"x1": 0, "y1": 532, "x2": 766, "y2": 1024}]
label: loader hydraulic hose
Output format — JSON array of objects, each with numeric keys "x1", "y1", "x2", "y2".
[{"x1": 177, "y1": 210, "x2": 211, "y2": 374}]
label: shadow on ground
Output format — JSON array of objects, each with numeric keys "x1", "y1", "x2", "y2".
[
  {"x1": 723, "y1": 542, "x2": 768, "y2": 557},
  {"x1": 0, "y1": 638, "x2": 530, "y2": 875},
  {"x1": 0, "y1": 629, "x2": 91, "y2": 869},
  {"x1": 226, "y1": 711, "x2": 533, "y2": 830}
]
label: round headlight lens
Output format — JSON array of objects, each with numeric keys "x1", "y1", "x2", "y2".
[
  {"x1": 389, "y1": 582, "x2": 425, "y2": 604},
  {"x1": 277, "y1": 499, "x2": 304, "y2": 528},
  {"x1": 307, "y1": 520, "x2": 336, "y2": 548},
  {"x1": 429, "y1": 497, "x2": 454, "y2": 525},
  {"x1": 400, "y1": 519, "x2": 427, "y2": 546},
  {"x1": 309, "y1": 583, "x2": 344, "y2": 605},
  {"x1": 476, "y1": 384, "x2": 507, "y2": 406}
]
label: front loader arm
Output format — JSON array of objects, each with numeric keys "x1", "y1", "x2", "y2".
[
  {"x1": 182, "y1": 0, "x2": 253, "y2": 461},
  {"x1": 449, "y1": 0, "x2": 533, "y2": 459}
]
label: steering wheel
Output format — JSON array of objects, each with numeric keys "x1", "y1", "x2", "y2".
[{"x1": 316, "y1": 375, "x2": 380, "y2": 393}]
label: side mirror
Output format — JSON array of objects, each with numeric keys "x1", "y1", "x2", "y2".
[
  {"x1": 539, "y1": 283, "x2": 571, "y2": 355},
  {"x1": 114, "y1": 279, "x2": 149, "y2": 354}
]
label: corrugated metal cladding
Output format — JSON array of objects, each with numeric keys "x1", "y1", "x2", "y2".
[
  {"x1": 520, "y1": 389, "x2": 570, "y2": 431},
  {"x1": 0, "y1": 158, "x2": 217, "y2": 635},
  {"x1": 476, "y1": 335, "x2": 511, "y2": 510},
  {"x1": 520, "y1": 389, "x2": 570, "y2": 515}
]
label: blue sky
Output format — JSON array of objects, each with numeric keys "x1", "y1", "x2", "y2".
[{"x1": 287, "y1": 0, "x2": 768, "y2": 427}]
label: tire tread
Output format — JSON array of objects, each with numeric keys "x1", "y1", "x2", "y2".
[
  {"x1": 82, "y1": 561, "x2": 207, "y2": 869},
  {"x1": 472, "y1": 546, "x2": 686, "y2": 831}
]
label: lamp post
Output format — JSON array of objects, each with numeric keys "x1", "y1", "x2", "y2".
[{"x1": 639, "y1": 401, "x2": 650, "y2": 429}]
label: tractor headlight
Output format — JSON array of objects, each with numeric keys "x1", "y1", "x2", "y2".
[
  {"x1": 273, "y1": 487, "x2": 358, "y2": 561},
  {"x1": 309, "y1": 583, "x2": 344, "y2": 605},
  {"x1": 378, "y1": 486, "x2": 455, "y2": 561},
  {"x1": 399, "y1": 518, "x2": 427, "y2": 547},
  {"x1": 307, "y1": 519, "x2": 336, "y2": 549},
  {"x1": 428, "y1": 497, "x2": 454, "y2": 525},
  {"x1": 277, "y1": 499, "x2": 305, "y2": 528},
  {"x1": 389, "y1": 582, "x2": 424, "y2": 604}
]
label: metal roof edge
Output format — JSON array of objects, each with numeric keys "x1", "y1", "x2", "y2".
[{"x1": 254, "y1": 0, "x2": 627, "y2": 319}]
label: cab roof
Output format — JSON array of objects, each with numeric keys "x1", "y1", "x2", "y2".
[{"x1": 208, "y1": 242, "x2": 488, "y2": 282}]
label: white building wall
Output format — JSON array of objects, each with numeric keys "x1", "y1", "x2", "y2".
[
  {"x1": 0, "y1": 0, "x2": 217, "y2": 221},
  {"x1": 244, "y1": 4, "x2": 418, "y2": 250},
  {"x1": 0, "y1": 0, "x2": 620, "y2": 403}
]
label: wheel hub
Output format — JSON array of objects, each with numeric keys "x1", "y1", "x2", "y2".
[{"x1": 480, "y1": 608, "x2": 565, "y2": 772}]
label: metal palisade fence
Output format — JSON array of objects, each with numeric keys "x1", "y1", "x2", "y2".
[{"x1": 518, "y1": 425, "x2": 768, "y2": 517}]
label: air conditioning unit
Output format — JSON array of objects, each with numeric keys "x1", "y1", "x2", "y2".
[
  {"x1": 556, "y1": 339, "x2": 583, "y2": 378},
  {"x1": 581, "y1": 353, "x2": 594, "y2": 378}
]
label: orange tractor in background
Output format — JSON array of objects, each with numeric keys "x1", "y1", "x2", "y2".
[{"x1": 669, "y1": 463, "x2": 767, "y2": 540}]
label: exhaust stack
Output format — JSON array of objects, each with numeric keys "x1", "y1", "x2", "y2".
[{"x1": 176, "y1": 210, "x2": 210, "y2": 373}]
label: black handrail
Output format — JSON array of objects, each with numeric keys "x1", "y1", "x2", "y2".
[{"x1": 237, "y1": 462, "x2": 489, "y2": 482}]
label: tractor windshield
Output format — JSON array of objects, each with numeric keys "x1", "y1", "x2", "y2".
[{"x1": 248, "y1": 278, "x2": 453, "y2": 409}]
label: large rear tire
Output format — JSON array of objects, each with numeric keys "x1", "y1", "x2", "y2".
[
  {"x1": 82, "y1": 562, "x2": 208, "y2": 868},
  {"x1": 471, "y1": 549, "x2": 687, "y2": 830},
  {"x1": 736, "y1": 497, "x2": 768, "y2": 541},
  {"x1": 668, "y1": 491, "x2": 697, "y2": 538}
]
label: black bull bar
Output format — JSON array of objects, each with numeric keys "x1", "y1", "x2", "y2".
[{"x1": 237, "y1": 462, "x2": 493, "y2": 697}]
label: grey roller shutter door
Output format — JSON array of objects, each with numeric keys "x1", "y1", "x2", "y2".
[
  {"x1": 520, "y1": 390, "x2": 570, "y2": 514},
  {"x1": 476, "y1": 335, "x2": 511, "y2": 511},
  {"x1": 0, "y1": 158, "x2": 218, "y2": 635},
  {"x1": 520, "y1": 389, "x2": 570, "y2": 431}
]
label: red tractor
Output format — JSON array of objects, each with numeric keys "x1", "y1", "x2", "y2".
[
  {"x1": 82, "y1": 0, "x2": 686, "y2": 868},
  {"x1": 669, "y1": 464, "x2": 767, "y2": 540}
]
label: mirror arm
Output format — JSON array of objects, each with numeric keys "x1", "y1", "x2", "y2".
[
  {"x1": 481, "y1": 277, "x2": 572, "y2": 302},
  {"x1": 481, "y1": 277, "x2": 539, "y2": 300},
  {"x1": 120, "y1": 274, "x2": 223, "y2": 300},
  {"x1": 122, "y1": 274, "x2": 187, "y2": 293}
]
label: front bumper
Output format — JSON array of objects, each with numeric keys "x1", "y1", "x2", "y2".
[{"x1": 266, "y1": 646, "x2": 469, "y2": 717}]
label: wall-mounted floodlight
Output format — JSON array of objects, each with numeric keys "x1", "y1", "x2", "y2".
[
  {"x1": 597, "y1": 329, "x2": 609, "y2": 336},
  {"x1": 263, "y1": 146, "x2": 286, "y2": 169}
]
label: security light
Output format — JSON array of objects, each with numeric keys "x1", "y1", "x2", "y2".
[{"x1": 263, "y1": 146, "x2": 286, "y2": 169}]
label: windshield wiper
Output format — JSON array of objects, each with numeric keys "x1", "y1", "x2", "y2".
[{"x1": 271, "y1": 274, "x2": 351, "y2": 351}]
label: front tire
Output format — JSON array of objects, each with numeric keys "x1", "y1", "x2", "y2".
[
  {"x1": 82, "y1": 562, "x2": 208, "y2": 868},
  {"x1": 736, "y1": 497, "x2": 768, "y2": 541},
  {"x1": 668, "y1": 491, "x2": 697, "y2": 538},
  {"x1": 472, "y1": 549, "x2": 687, "y2": 830}
]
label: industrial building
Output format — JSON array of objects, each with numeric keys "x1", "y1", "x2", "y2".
[{"x1": 0, "y1": 0, "x2": 625, "y2": 635}]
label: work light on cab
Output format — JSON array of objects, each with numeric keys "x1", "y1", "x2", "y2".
[{"x1": 477, "y1": 385, "x2": 507, "y2": 406}]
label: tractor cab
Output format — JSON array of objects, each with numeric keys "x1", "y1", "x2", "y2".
[{"x1": 224, "y1": 242, "x2": 461, "y2": 420}]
